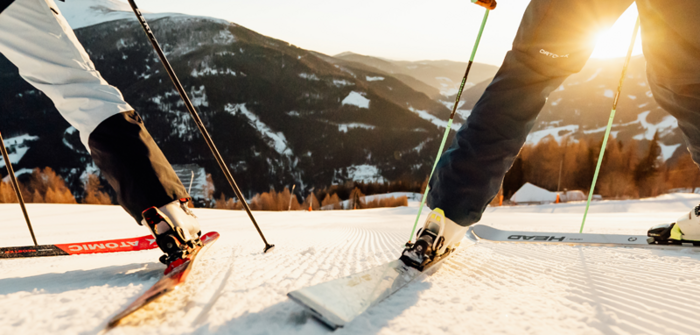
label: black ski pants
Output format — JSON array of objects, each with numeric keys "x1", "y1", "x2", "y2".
[{"x1": 428, "y1": 0, "x2": 700, "y2": 226}]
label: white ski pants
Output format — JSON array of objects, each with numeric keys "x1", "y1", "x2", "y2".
[{"x1": 0, "y1": 0, "x2": 132, "y2": 149}]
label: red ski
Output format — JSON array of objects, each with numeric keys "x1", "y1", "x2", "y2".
[
  {"x1": 106, "y1": 231, "x2": 220, "y2": 328},
  {"x1": 0, "y1": 235, "x2": 159, "y2": 258}
]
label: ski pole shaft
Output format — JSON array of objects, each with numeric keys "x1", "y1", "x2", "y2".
[
  {"x1": 408, "y1": 8, "x2": 490, "y2": 243},
  {"x1": 580, "y1": 17, "x2": 640, "y2": 233},
  {"x1": 288, "y1": 184, "x2": 296, "y2": 211},
  {"x1": 0, "y1": 132, "x2": 37, "y2": 246},
  {"x1": 127, "y1": 0, "x2": 274, "y2": 253}
]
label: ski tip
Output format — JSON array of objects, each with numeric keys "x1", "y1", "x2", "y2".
[
  {"x1": 201, "y1": 231, "x2": 220, "y2": 242},
  {"x1": 263, "y1": 244, "x2": 275, "y2": 254},
  {"x1": 287, "y1": 292, "x2": 343, "y2": 330}
]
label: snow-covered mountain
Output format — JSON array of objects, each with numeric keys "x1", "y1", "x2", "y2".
[
  {"x1": 54, "y1": 0, "x2": 134, "y2": 29},
  {"x1": 333, "y1": 52, "x2": 499, "y2": 99},
  {"x1": 0, "y1": 0, "x2": 688, "y2": 202},
  {"x1": 0, "y1": 1, "x2": 454, "y2": 201},
  {"x1": 334, "y1": 52, "x2": 686, "y2": 163},
  {"x1": 529, "y1": 57, "x2": 680, "y2": 148},
  {"x1": 452, "y1": 56, "x2": 685, "y2": 161},
  {"x1": 54, "y1": 0, "x2": 227, "y2": 29}
]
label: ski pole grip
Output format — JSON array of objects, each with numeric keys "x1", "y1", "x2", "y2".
[{"x1": 471, "y1": 0, "x2": 496, "y2": 10}]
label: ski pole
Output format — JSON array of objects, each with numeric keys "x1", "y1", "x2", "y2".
[
  {"x1": 127, "y1": 0, "x2": 275, "y2": 253},
  {"x1": 408, "y1": 5, "x2": 491, "y2": 244},
  {"x1": 580, "y1": 17, "x2": 640, "y2": 233},
  {"x1": 0, "y1": 132, "x2": 37, "y2": 246},
  {"x1": 288, "y1": 184, "x2": 296, "y2": 211}
]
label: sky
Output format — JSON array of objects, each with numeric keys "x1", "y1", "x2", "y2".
[{"x1": 135, "y1": 0, "x2": 642, "y2": 66}]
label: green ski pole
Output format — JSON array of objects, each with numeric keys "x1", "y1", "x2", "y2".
[
  {"x1": 408, "y1": 6, "x2": 491, "y2": 244},
  {"x1": 579, "y1": 17, "x2": 640, "y2": 233}
]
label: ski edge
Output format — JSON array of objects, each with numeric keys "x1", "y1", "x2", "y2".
[
  {"x1": 287, "y1": 259, "x2": 415, "y2": 330},
  {"x1": 0, "y1": 235, "x2": 158, "y2": 259},
  {"x1": 288, "y1": 245, "x2": 461, "y2": 330},
  {"x1": 468, "y1": 224, "x2": 700, "y2": 249},
  {"x1": 287, "y1": 291, "x2": 343, "y2": 330},
  {"x1": 105, "y1": 231, "x2": 220, "y2": 328}
]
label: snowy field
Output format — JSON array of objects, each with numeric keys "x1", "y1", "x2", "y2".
[{"x1": 2, "y1": 194, "x2": 700, "y2": 334}]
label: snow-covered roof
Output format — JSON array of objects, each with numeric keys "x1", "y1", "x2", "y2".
[
  {"x1": 560, "y1": 190, "x2": 587, "y2": 202},
  {"x1": 510, "y1": 182, "x2": 558, "y2": 203}
]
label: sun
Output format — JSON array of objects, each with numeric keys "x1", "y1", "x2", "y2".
[{"x1": 590, "y1": 4, "x2": 643, "y2": 59}]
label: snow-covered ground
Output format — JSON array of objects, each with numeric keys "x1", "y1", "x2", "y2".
[
  {"x1": 345, "y1": 164, "x2": 385, "y2": 183},
  {"x1": 327, "y1": 192, "x2": 422, "y2": 210},
  {"x1": 408, "y1": 107, "x2": 450, "y2": 129},
  {"x1": 224, "y1": 103, "x2": 293, "y2": 156},
  {"x1": 2, "y1": 194, "x2": 700, "y2": 334},
  {"x1": 341, "y1": 92, "x2": 370, "y2": 109}
]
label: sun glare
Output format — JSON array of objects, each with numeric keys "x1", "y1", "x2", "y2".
[{"x1": 590, "y1": 4, "x2": 643, "y2": 59}]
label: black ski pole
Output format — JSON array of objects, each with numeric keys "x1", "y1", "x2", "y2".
[
  {"x1": 126, "y1": 0, "x2": 274, "y2": 253},
  {"x1": 0, "y1": 132, "x2": 37, "y2": 246}
]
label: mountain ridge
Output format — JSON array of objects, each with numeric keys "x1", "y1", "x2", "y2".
[
  {"x1": 0, "y1": 1, "x2": 688, "y2": 203},
  {"x1": 0, "y1": 12, "x2": 457, "y2": 202}
]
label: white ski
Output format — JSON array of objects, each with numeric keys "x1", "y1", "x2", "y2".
[
  {"x1": 287, "y1": 245, "x2": 459, "y2": 330},
  {"x1": 288, "y1": 260, "x2": 418, "y2": 329},
  {"x1": 469, "y1": 224, "x2": 698, "y2": 248}
]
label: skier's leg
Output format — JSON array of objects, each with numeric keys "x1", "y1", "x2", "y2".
[
  {"x1": 427, "y1": 0, "x2": 633, "y2": 227},
  {"x1": 0, "y1": 0, "x2": 189, "y2": 223},
  {"x1": 637, "y1": 0, "x2": 700, "y2": 167},
  {"x1": 637, "y1": 0, "x2": 700, "y2": 242}
]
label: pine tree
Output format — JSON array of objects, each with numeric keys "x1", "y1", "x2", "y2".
[
  {"x1": 26, "y1": 167, "x2": 76, "y2": 203},
  {"x1": 524, "y1": 136, "x2": 561, "y2": 190},
  {"x1": 597, "y1": 138, "x2": 636, "y2": 198},
  {"x1": 321, "y1": 193, "x2": 341, "y2": 210},
  {"x1": 288, "y1": 191, "x2": 301, "y2": 210},
  {"x1": 303, "y1": 192, "x2": 320, "y2": 210},
  {"x1": 348, "y1": 187, "x2": 365, "y2": 209},
  {"x1": 214, "y1": 193, "x2": 235, "y2": 209},
  {"x1": 667, "y1": 152, "x2": 700, "y2": 190},
  {"x1": 0, "y1": 181, "x2": 17, "y2": 203},
  {"x1": 31, "y1": 189, "x2": 44, "y2": 203},
  {"x1": 503, "y1": 156, "x2": 525, "y2": 199},
  {"x1": 83, "y1": 174, "x2": 112, "y2": 205},
  {"x1": 634, "y1": 132, "x2": 664, "y2": 197}
]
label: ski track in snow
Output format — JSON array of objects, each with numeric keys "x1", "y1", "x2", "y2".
[{"x1": 2, "y1": 195, "x2": 700, "y2": 334}]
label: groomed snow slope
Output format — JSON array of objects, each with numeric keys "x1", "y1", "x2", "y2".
[{"x1": 2, "y1": 195, "x2": 700, "y2": 334}]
